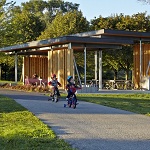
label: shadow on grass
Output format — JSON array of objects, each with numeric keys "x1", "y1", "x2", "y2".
[
  {"x1": 1, "y1": 132, "x2": 149, "y2": 150},
  {"x1": 0, "y1": 135, "x2": 72, "y2": 150},
  {"x1": 0, "y1": 95, "x2": 26, "y2": 113}
]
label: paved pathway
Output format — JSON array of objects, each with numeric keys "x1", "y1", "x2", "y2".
[{"x1": 0, "y1": 89, "x2": 150, "y2": 150}]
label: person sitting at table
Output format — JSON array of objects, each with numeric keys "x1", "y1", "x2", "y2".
[
  {"x1": 32, "y1": 73, "x2": 38, "y2": 79},
  {"x1": 31, "y1": 73, "x2": 38, "y2": 86}
]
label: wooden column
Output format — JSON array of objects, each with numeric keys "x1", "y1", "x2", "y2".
[
  {"x1": 95, "y1": 51, "x2": 98, "y2": 85},
  {"x1": 133, "y1": 43, "x2": 150, "y2": 89},
  {"x1": 48, "y1": 50, "x2": 53, "y2": 82},
  {"x1": 15, "y1": 52, "x2": 18, "y2": 83},
  {"x1": 99, "y1": 50, "x2": 102, "y2": 90}
]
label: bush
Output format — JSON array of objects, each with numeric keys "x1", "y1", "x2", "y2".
[{"x1": 0, "y1": 83, "x2": 49, "y2": 93}]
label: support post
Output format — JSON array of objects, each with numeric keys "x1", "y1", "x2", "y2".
[
  {"x1": 15, "y1": 52, "x2": 18, "y2": 83},
  {"x1": 0, "y1": 65, "x2": 1, "y2": 80},
  {"x1": 48, "y1": 48, "x2": 53, "y2": 82},
  {"x1": 84, "y1": 46, "x2": 87, "y2": 87},
  {"x1": 22, "y1": 57, "x2": 24, "y2": 84},
  {"x1": 99, "y1": 50, "x2": 102, "y2": 90},
  {"x1": 95, "y1": 51, "x2": 98, "y2": 86},
  {"x1": 140, "y1": 39, "x2": 142, "y2": 88},
  {"x1": 73, "y1": 56, "x2": 82, "y2": 87},
  {"x1": 58, "y1": 50, "x2": 60, "y2": 82}
]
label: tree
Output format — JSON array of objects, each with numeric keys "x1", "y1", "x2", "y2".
[
  {"x1": 0, "y1": 0, "x2": 19, "y2": 81},
  {"x1": 20, "y1": 0, "x2": 79, "y2": 24},
  {"x1": 38, "y1": 10, "x2": 89, "y2": 39},
  {"x1": 0, "y1": 0, "x2": 16, "y2": 47},
  {"x1": 137, "y1": 0, "x2": 150, "y2": 3},
  {"x1": 2, "y1": 0, "x2": 80, "y2": 45},
  {"x1": 103, "y1": 46, "x2": 133, "y2": 80},
  {"x1": 74, "y1": 51, "x2": 96, "y2": 81},
  {"x1": 10, "y1": 11, "x2": 45, "y2": 44},
  {"x1": 91, "y1": 13, "x2": 150, "y2": 32},
  {"x1": 44, "y1": 0, "x2": 79, "y2": 23},
  {"x1": 118, "y1": 46, "x2": 133, "y2": 80}
]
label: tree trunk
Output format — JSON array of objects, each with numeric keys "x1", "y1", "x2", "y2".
[
  {"x1": 125, "y1": 69, "x2": 129, "y2": 80},
  {"x1": 114, "y1": 70, "x2": 117, "y2": 81}
]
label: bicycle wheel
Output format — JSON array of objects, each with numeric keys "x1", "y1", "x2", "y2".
[
  {"x1": 68, "y1": 99, "x2": 72, "y2": 107},
  {"x1": 72, "y1": 97, "x2": 77, "y2": 109}
]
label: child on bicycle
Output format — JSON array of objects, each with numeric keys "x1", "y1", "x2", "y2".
[
  {"x1": 48, "y1": 74, "x2": 61, "y2": 99},
  {"x1": 66, "y1": 76, "x2": 81, "y2": 101}
]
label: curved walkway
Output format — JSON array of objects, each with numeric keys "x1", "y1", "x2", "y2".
[{"x1": 0, "y1": 89, "x2": 150, "y2": 150}]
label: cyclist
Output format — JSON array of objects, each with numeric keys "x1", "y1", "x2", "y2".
[
  {"x1": 48, "y1": 74, "x2": 61, "y2": 100},
  {"x1": 66, "y1": 76, "x2": 81, "y2": 101}
]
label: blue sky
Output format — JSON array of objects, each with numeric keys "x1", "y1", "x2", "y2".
[{"x1": 9, "y1": 0, "x2": 150, "y2": 21}]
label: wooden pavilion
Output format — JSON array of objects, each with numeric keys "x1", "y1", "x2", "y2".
[{"x1": 1, "y1": 29, "x2": 150, "y2": 91}]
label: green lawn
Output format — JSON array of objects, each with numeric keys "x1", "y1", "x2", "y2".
[
  {"x1": 0, "y1": 80, "x2": 23, "y2": 85},
  {"x1": 76, "y1": 93, "x2": 150, "y2": 116},
  {"x1": 0, "y1": 95, "x2": 73, "y2": 150},
  {"x1": 59, "y1": 93, "x2": 150, "y2": 116}
]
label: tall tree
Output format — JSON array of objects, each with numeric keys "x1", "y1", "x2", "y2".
[
  {"x1": 137, "y1": 0, "x2": 150, "y2": 3},
  {"x1": 10, "y1": 11, "x2": 45, "y2": 44},
  {"x1": 38, "y1": 10, "x2": 89, "y2": 39},
  {"x1": 103, "y1": 46, "x2": 133, "y2": 80},
  {"x1": 0, "y1": 0, "x2": 22, "y2": 81},
  {"x1": 0, "y1": 0, "x2": 15, "y2": 47},
  {"x1": 20, "y1": 0, "x2": 79, "y2": 24}
]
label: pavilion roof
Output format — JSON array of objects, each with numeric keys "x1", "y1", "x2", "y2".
[{"x1": 0, "y1": 29, "x2": 150, "y2": 55}]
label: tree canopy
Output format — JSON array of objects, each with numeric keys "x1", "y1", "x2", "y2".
[
  {"x1": 138, "y1": 0, "x2": 150, "y2": 3},
  {"x1": 38, "y1": 10, "x2": 89, "y2": 39}
]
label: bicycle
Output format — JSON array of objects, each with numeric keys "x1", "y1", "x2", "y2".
[
  {"x1": 48, "y1": 86, "x2": 60, "y2": 102},
  {"x1": 64, "y1": 87, "x2": 81, "y2": 109},
  {"x1": 67, "y1": 93, "x2": 77, "y2": 109}
]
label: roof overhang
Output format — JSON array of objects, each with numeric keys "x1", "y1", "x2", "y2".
[
  {"x1": 1, "y1": 29, "x2": 150, "y2": 55},
  {"x1": 0, "y1": 36, "x2": 132, "y2": 52},
  {"x1": 72, "y1": 29, "x2": 150, "y2": 39}
]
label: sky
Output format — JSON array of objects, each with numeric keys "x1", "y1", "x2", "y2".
[{"x1": 8, "y1": 0, "x2": 150, "y2": 21}]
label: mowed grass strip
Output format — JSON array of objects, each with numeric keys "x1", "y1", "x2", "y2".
[
  {"x1": 61, "y1": 93, "x2": 150, "y2": 116},
  {"x1": 76, "y1": 93, "x2": 150, "y2": 116},
  {"x1": 0, "y1": 95, "x2": 73, "y2": 150}
]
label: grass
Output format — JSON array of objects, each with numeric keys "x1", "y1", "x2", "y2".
[
  {"x1": 60, "y1": 93, "x2": 150, "y2": 116},
  {"x1": 76, "y1": 93, "x2": 150, "y2": 116},
  {"x1": 0, "y1": 80, "x2": 23, "y2": 85},
  {"x1": 0, "y1": 95, "x2": 73, "y2": 150}
]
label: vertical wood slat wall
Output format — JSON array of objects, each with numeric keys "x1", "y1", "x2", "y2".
[
  {"x1": 22, "y1": 48, "x2": 74, "y2": 89},
  {"x1": 48, "y1": 49, "x2": 74, "y2": 89},
  {"x1": 133, "y1": 44, "x2": 150, "y2": 89},
  {"x1": 24, "y1": 56, "x2": 48, "y2": 79}
]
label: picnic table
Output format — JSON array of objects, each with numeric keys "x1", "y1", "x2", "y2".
[{"x1": 25, "y1": 78, "x2": 48, "y2": 86}]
